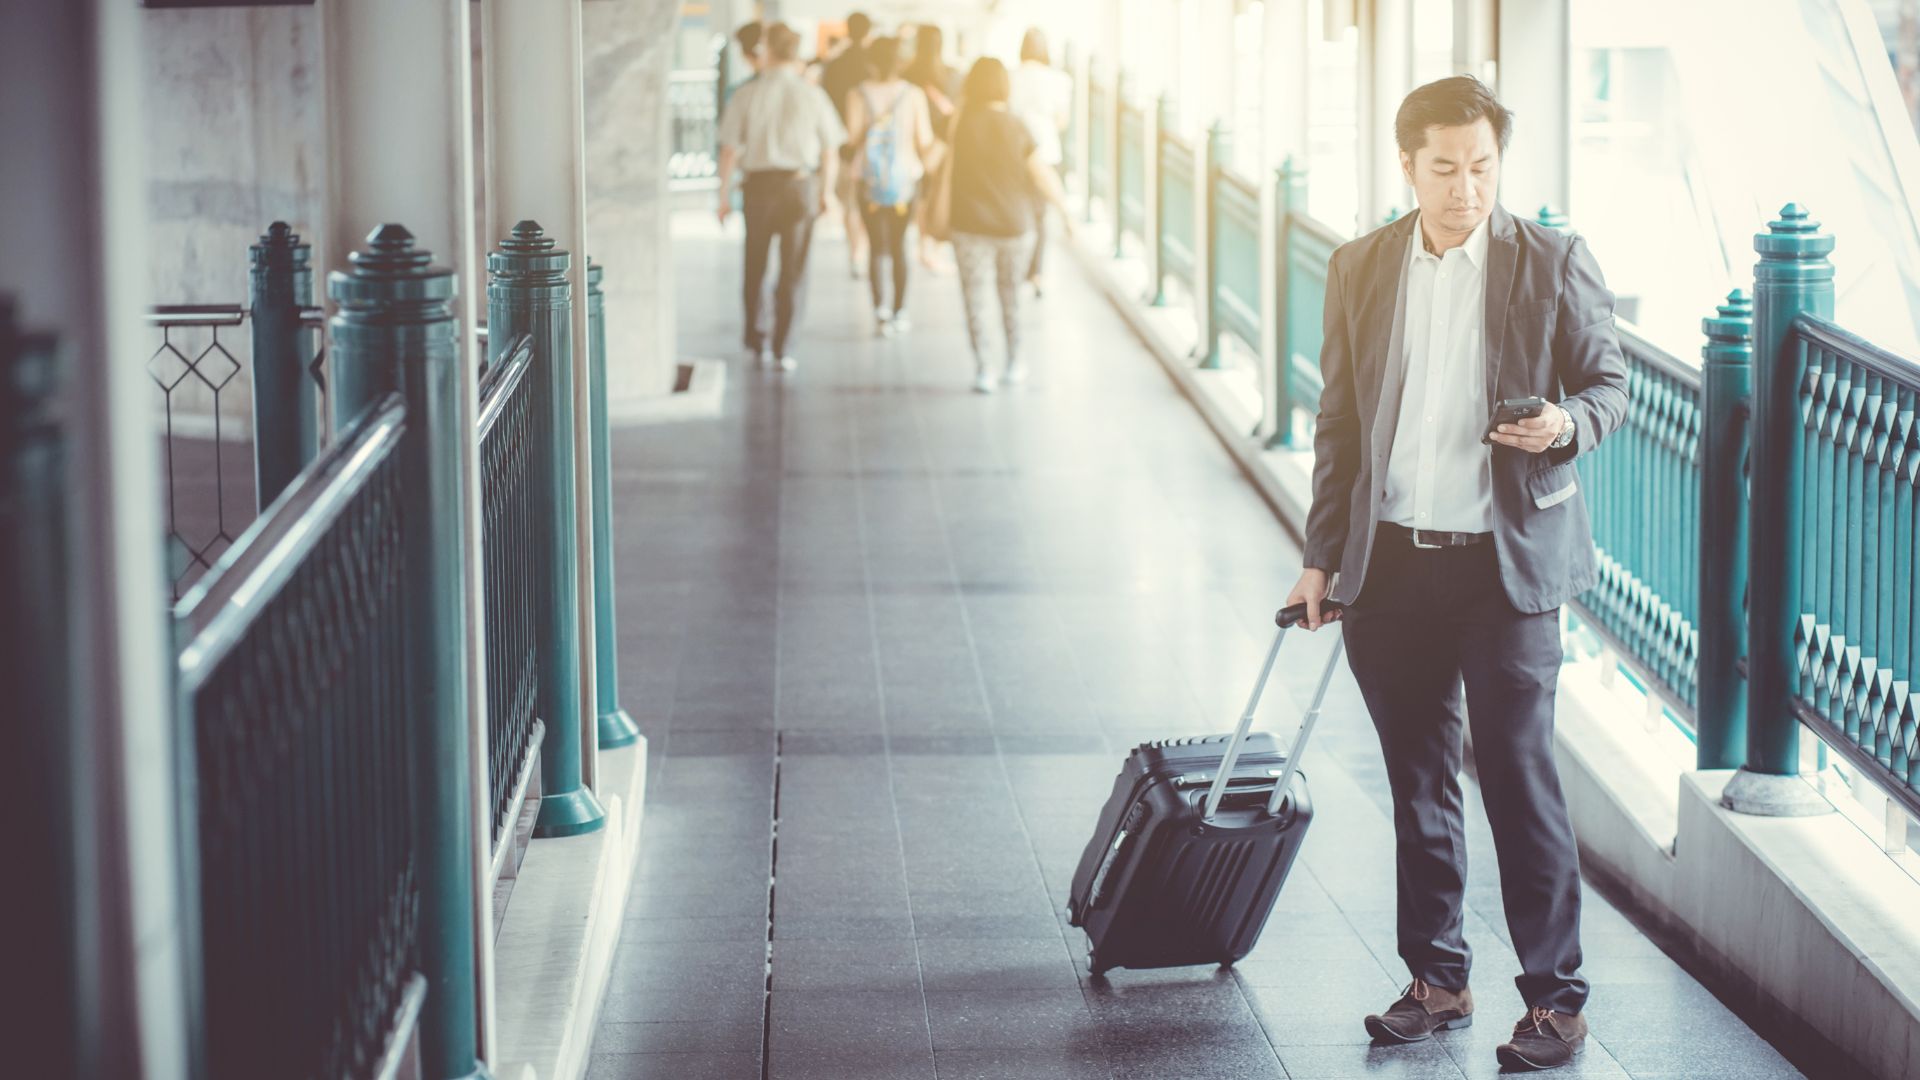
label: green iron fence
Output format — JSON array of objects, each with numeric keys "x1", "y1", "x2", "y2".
[
  {"x1": 1279, "y1": 198, "x2": 1340, "y2": 443},
  {"x1": 1158, "y1": 130, "x2": 1198, "y2": 292},
  {"x1": 1208, "y1": 166, "x2": 1261, "y2": 367},
  {"x1": 1575, "y1": 325, "x2": 1705, "y2": 714},
  {"x1": 1117, "y1": 98, "x2": 1147, "y2": 254},
  {"x1": 477, "y1": 332, "x2": 544, "y2": 864},
  {"x1": 1784, "y1": 314, "x2": 1920, "y2": 814},
  {"x1": 174, "y1": 394, "x2": 426, "y2": 1080},
  {"x1": 148, "y1": 224, "x2": 326, "y2": 599}
]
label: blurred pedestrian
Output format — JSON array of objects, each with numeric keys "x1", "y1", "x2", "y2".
[
  {"x1": 715, "y1": 22, "x2": 847, "y2": 373},
  {"x1": 1008, "y1": 27, "x2": 1071, "y2": 297},
  {"x1": 932, "y1": 57, "x2": 1073, "y2": 393},
  {"x1": 823, "y1": 12, "x2": 877, "y2": 280},
  {"x1": 844, "y1": 35, "x2": 936, "y2": 336},
  {"x1": 904, "y1": 24, "x2": 961, "y2": 270}
]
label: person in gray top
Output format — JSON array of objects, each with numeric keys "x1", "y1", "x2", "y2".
[
  {"x1": 716, "y1": 22, "x2": 847, "y2": 372},
  {"x1": 1286, "y1": 76, "x2": 1629, "y2": 1073}
]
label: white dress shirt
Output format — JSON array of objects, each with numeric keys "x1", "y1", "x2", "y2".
[
  {"x1": 1008, "y1": 61, "x2": 1071, "y2": 167},
  {"x1": 1381, "y1": 212, "x2": 1495, "y2": 533},
  {"x1": 717, "y1": 67, "x2": 848, "y2": 173}
]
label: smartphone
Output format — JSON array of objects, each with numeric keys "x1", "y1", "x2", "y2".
[{"x1": 1481, "y1": 396, "x2": 1550, "y2": 445}]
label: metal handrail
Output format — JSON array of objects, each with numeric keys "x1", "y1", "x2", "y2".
[
  {"x1": 476, "y1": 333, "x2": 532, "y2": 440},
  {"x1": 150, "y1": 304, "x2": 246, "y2": 327},
  {"x1": 175, "y1": 394, "x2": 407, "y2": 687},
  {"x1": 1792, "y1": 312, "x2": 1920, "y2": 387},
  {"x1": 1617, "y1": 321, "x2": 1704, "y2": 389},
  {"x1": 1287, "y1": 210, "x2": 1346, "y2": 253}
]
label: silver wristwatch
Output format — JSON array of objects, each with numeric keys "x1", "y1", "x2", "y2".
[{"x1": 1548, "y1": 410, "x2": 1576, "y2": 450}]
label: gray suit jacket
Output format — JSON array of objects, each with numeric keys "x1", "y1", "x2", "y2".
[{"x1": 1301, "y1": 204, "x2": 1631, "y2": 615}]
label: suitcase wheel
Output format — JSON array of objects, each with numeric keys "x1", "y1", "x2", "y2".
[{"x1": 1086, "y1": 953, "x2": 1109, "y2": 978}]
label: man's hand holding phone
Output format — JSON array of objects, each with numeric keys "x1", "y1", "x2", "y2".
[{"x1": 1485, "y1": 396, "x2": 1568, "y2": 454}]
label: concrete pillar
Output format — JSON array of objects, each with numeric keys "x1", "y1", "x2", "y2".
[
  {"x1": 1494, "y1": 0, "x2": 1570, "y2": 221},
  {"x1": 0, "y1": 2, "x2": 187, "y2": 1078},
  {"x1": 483, "y1": 0, "x2": 601, "y2": 806},
  {"x1": 583, "y1": 0, "x2": 683, "y2": 409},
  {"x1": 319, "y1": 1, "x2": 491, "y2": 1070},
  {"x1": 1364, "y1": 0, "x2": 1413, "y2": 225}
]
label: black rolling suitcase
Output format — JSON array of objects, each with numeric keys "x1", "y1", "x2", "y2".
[{"x1": 1067, "y1": 601, "x2": 1346, "y2": 975}]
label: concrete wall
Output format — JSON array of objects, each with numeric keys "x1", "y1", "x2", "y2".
[{"x1": 140, "y1": 0, "x2": 682, "y2": 408}]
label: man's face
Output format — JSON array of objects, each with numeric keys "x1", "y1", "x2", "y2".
[{"x1": 1399, "y1": 118, "x2": 1500, "y2": 240}]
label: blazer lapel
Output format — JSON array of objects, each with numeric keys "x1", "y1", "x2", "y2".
[
  {"x1": 1366, "y1": 214, "x2": 1417, "y2": 468},
  {"x1": 1483, "y1": 204, "x2": 1519, "y2": 407}
]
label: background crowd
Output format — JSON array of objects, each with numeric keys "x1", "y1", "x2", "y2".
[{"x1": 716, "y1": 13, "x2": 1074, "y2": 394}]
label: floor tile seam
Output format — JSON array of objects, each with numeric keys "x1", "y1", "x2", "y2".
[
  {"x1": 848, "y1": 380, "x2": 942, "y2": 1075},
  {"x1": 759, "y1": 355, "x2": 793, "y2": 1080},
  {"x1": 901, "y1": 285, "x2": 1165, "y2": 1080}
]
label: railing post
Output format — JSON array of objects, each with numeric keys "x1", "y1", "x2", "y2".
[
  {"x1": 588, "y1": 261, "x2": 638, "y2": 749},
  {"x1": 1201, "y1": 120, "x2": 1230, "y2": 370},
  {"x1": 1724, "y1": 203, "x2": 1836, "y2": 817},
  {"x1": 328, "y1": 224, "x2": 491, "y2": 1080},
  {"x1": 488, "y1": 221, "x2": 607, "y2": 837},
  {"x1": 1535, "y1": 205, "x2": 1570, "y2": 232},
  {"x1": 248, "y1": 222, "x2": 319, "y2": 507},
  {"x1": 1699, "y1": 289, "x2": 1753, "y2": 771},
  {"x1": 1264, "y1": 158, "x2": 1306, "y2": 450},
  {"x1": 1149, "y1": 93, "x2": 1174, "y2": 304}
]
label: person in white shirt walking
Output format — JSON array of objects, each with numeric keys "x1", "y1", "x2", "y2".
[
  {"x1": 715, "y1": 22, "x2": 847, "y2": 373},
  {"x1": 1007, "y1": 28, "x2": 1071, "y2": 296}
]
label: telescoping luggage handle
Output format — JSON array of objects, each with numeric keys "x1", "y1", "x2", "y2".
[{"x1": 1202, "y1": 601, "x2": 1348, "y2": 821}]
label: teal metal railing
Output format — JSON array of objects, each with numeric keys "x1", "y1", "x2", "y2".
[
  {"x1": 1117, "y1": 98, "x2": 1147, "y2": 255},
  {"x1": 477, "y1": 332, "x2": 544, "y2": 862},
  {"x1": 1783, "y1": 314, "x2": 1920, "y2": 814},
  {"x1": 1207, "y1": 161, "x2": 1261, "y2": 369},
  {"x1": 1087, "y1": 78, "x2": 1111, "y2": 216},
  {"x1": 487, "y1": 221, "x2": 605, "y2": 840},
  {"x1": 175, "y1": 394, "x2": 427, "y2": 1080},
  {"x1": 1158, "y1": 130, "x2": 1198, "y2": 293},
  {"x1": 1280, "y1": 191, "x2": 1340, "y2": 442},
  {"x1": 1576, "y1": 326, "x2": 1705, "y2": 714},
  {"x1": 148, "y1": 223, "x2": 327, "y2": 599}
]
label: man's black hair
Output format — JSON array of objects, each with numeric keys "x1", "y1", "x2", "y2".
[{"x1": 1395, "y1": 75, "x2": 1512, "y2": 156}]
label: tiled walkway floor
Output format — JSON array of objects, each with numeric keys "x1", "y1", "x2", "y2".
[{"x1": 586, "y1": 216, "x2": 1808, "y2": 1079}]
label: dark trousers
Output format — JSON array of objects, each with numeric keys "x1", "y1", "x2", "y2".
[
  {"x1": 742, "y1": 170, "x2": 818, "y2": 356},
  {"x1": 1342, "y1": 524, "x2": 1589, "y2": 1015},
  {"x1": 859, "y1": 196, "x2": 912, "y2": 313}
]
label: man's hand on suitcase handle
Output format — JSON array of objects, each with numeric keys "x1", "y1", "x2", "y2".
[{"x1": 1282, "y1": 569, "x2": 1346, "y2": 631}]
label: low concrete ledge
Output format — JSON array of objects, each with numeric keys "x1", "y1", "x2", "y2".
[
  {"x1": 1069, "y1": 222, "x2": 1920, "y2": 1078},
  {"x1": 608, "y1": 359, "x2": 726, "y2": 425},
  {"x1": 494, "y1": 736, "x2": 649, "y2": 1080}
]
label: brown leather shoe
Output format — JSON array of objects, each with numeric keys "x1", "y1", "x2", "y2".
[
  {"x1": 1363, "y1": 978, "x2": 1474, "y2": 1043},
  {"x1": 1496, "y1": 1006, "x2": 1588, "y2": 1071}
]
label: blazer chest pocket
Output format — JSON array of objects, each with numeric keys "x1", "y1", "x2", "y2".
[{"x1": 1528, "y1": 461, "x2": 1579, "y2": 510}]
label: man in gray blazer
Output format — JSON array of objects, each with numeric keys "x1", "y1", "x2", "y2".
[{"x1": 1286, "y1": 76, "x2": 1629, "y2": 1072}]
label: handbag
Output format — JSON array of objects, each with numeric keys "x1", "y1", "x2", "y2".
[{"x1": 924, "y1": 106, "x2": 960, "y2": 242}]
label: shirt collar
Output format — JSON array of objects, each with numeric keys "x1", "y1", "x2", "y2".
[{"x1": 1409, "y1": 211, "x2": 1491, "y2": 268}]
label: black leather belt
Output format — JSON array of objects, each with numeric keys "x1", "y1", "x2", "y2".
[{"x1": 1381, "y1": 521, "x2": 1493, "y2": 550}]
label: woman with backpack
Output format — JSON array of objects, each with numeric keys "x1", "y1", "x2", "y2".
[{"x1": 843, "y1": 36, "x2": 935, "y2": 337}]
